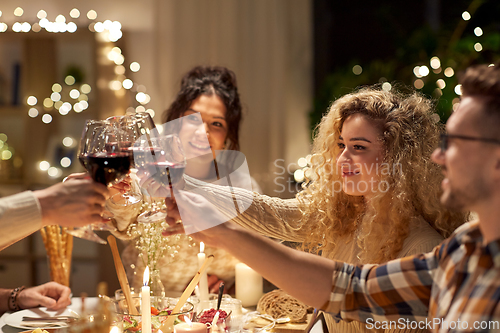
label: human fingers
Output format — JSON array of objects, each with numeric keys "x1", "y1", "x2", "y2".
[
  {"x1": 209, "y1": 279, "x2": 224, "y2": 294},
  {"x1": 49, "y1": 289, "x2": 72, "y2": 310},
  {"x1": 64, "y1": 172, "x2": 90, "y2": 181},
  {"x1": 162, "y1": 222, "x2": 185, "y2": 236},
  {"x1": 41, "y1": 282, "x2": 72, "y2": 310},
  {"x1": 110, "y1": 174, "x2": 132, "y2": 192},
  {"x1": 165, "y1": 197, "x2": 176, "y2": 209},
  {"x1": 89, "y1": 181, "x2": 110, "y2": 200},
  {"x1": 20, "y1": 291, "x2": 57, "y2": 309}
]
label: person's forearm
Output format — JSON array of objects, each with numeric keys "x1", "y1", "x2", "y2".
[
  {"x1": 217, "y1": 224, "x2": 335, "y2": 309},
  {"x1": 0, "y1": 288, "x2": 13, "y2": 314},
  {"x1": 0, "y1": 192, "x2": 42, "y2": 251}
]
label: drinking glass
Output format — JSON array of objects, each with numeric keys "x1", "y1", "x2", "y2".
[
  {"x1": 67, "y1": 120, "x2": 133, "y2": 244},
  {"x1": 135, "y1": 134, "x2": 186, "y2": 224}
]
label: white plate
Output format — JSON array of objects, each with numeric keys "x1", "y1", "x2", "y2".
[{"x1": 4, "y1": 307, "x2": 79, "y2": 329}]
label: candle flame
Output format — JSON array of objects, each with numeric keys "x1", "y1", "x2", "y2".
[
  {"x1": 143, "y1": 266, "x2": 150, "y2": 286},
  {"x1": 184, "y1": 316, "x2": 192, "y2": 325},
  {"x1": 110, "y1": 326, "x2": 120, "y2": 333},
  {"x1": 200, "y1": 242, "x2": 205, "y2": 253}
]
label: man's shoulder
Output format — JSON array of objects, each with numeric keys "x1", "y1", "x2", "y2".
[
  {"x1": 449, "y1": 220, "x2": 480, "y2": 240},
  {"x1": 439, "y1": 221, "x2": 481, "y2": 255}
]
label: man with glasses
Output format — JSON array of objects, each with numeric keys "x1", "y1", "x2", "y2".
[{"x1": 165, "y1": 63, "x2": 500, "y2": 332}]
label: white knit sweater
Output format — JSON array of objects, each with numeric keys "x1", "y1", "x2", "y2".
[{"x1": 0, "y1": 191, "x2": 42, "y2": 251}]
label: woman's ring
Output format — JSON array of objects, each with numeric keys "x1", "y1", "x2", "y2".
[{"x1": 175, "y1": 219, "x2": 182, "y2": 224}]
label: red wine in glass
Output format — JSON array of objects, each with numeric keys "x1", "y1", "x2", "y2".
[
  {"x1": 82, "y1": 153, "x2": 131, "y2": 186},
  {"x1": 145, "y1": 161, "x2": 186, "y2": 188}
]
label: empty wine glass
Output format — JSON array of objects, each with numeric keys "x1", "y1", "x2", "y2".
[{"x1": 135, "y1": 134, "x2": 186, "y2": 224}]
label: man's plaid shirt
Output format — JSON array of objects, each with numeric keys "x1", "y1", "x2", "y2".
[{"x1": 324, "y1": 222, "x2": 500, "y2": 332}]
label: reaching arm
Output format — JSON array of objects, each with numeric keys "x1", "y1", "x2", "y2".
[
  {"x1": 0, "y1": 282, "x2": 71, "y2": 314},
  {"x1": 184, "y1": 176, "x2": 308, "y2": 242},
  {"x1": 165, "y1": 190, "x2": 439, "y2": 322}
]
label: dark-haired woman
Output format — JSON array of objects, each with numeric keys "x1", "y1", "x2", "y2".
[{"x1": 119, "y1": 66, "x2": 261, "y2": 294}]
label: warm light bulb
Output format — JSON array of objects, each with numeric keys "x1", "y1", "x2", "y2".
[
  {"x1": 37, "y1": 10, "x2": 47, "y2": 19},
  {"x1": 294, "y1": 169, "x2": 305, "y2": 183},
  {"x1": 28, "y1": 108, "x2": 39, "y2": 117},
  {"x1": 352, "y1": 65, "x2": 362, "y2": 75},
  {"x1": 122, "y1": 79, "x2": 133, "y2": 89},
  {"x1": 297, "y1": 157, "x2": 307, "y2": 168},
  {"x1": 80, "y1": 84, "x2": 92, "y2": 94},
  {"x1": 27, "y1": 96, "x2": 37, "y2": 106},
  {"x1": 14, "y1": 7, "x2": 24, "y2": 17},
  {"x1": 70, "y1": 8, "x2": 80, "y2": 18},
  {"x1": 39, "y1": 161, "x2": 50, "y2": 171},
  {"x1": 430, "y1": 56, "x2": 440, "y2": 69},
  {"x1": 60, "y1": 157, "x2": 71, "y2": 167},
  {"x1": 130, "y1": 62, "x2": 140, "y2": 72},
  {"x1": 62, "y1": 137, "x2": 74, "y2": 147},
  {"x1": 87, "y1": 10, "x2": 97, "y2": 20}
]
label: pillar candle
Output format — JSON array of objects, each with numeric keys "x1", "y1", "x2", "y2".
[
  {"x1": 198, "y1": 242, "x2": 209, "y2": 303},
  {"x1": 142, "y1": 267, "x2": 152, "y2": 333},
  {"x1": 235, "y1": 263, "x2": 263, "y2": 307},
  {"x1": 174, "y1": 322, "x2": 207, "y2": 333}
]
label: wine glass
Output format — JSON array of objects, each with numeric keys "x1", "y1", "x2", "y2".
[
  {"x1": 67, "y1": 120, "x2": 133, "y2": 244},
  {"x1": 106, "y1": 115, "x2": 144, "y2": 203},
  {"x1": 135, "y1": 134, "x2": 186, "y2": 224}
]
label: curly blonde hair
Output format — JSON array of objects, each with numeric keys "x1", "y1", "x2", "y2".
[{"x1": 297, "y1": 86, "x2": 466, "y2": 263}]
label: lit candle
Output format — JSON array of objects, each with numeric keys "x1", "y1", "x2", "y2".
[
  {"x1": 198, "y1": 242, "x2": 209, "y2": 303},
  {"x1": 142, "y1": 267, "x2": 151, "y2": 333},
  {"x1": 174, "y1": 318, "x2": 207, "y2": 333},
  {"x1": 235, "y1": 263, "x2": 263, "y2": 307}
]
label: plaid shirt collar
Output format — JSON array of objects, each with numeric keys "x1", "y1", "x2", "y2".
[{"x1": 457, "y1": 222, "x2": 500, "y2": 268}]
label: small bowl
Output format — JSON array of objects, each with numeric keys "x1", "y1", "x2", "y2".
[
  {"x1": 197, "y1": 309, "x2": 232, "y2": 332},
  {"x1": 113, "y1": 296, "x2": 194, "y2": 333}
]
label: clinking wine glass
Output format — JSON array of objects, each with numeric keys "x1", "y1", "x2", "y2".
[
  {"x1": 135, "y1": 134, "x2": 186, "y2": 224},
  {"x1": 106, "y1": 115, "x2": 144, "y2": 205},
  {"x1": 67, "y1": 120, "x2": 133, "y2": 244}
]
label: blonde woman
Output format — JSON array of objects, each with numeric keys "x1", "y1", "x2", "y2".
[{"x1": 185, "y1": 86, "x2": 467, "y2": 333}]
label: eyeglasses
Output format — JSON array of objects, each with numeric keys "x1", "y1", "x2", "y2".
[{"x1": 439, "y1": 133, "x2": 500, "y2": 151}]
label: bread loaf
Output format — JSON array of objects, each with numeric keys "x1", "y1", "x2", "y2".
[{"x1": 257, "y1": 289, "x2": 312, "y2": 323}]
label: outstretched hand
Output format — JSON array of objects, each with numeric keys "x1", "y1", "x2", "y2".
[
  {"x1": 34, "y1": 178, "x2": 110, "y2": 228},
  {"x1": 16, "y1": 282, "x2": 72, "y2": 311},
  {"x1": 163, "y1": 191, "x2": 230, "y2": 247}
]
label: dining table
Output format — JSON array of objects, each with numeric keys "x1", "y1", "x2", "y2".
[{"x1": 0, "y1": 296, "x2": 314, "y2": 333}]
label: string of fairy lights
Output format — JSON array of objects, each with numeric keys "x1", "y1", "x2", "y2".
[
  {"x1": 0, "y1": 7, "x2": 154, "y2": 179},
  {"x1": 349, "y1": 9, "x2": 490, "y2": 110},
  {"x1": 293, "y1": 9, "x2": 492, "y2": 185}
]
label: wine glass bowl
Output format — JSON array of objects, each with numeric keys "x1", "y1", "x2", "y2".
[
  {"x1": 67, "y1": 119, "x2": 135, "y2": 244},
  {"x1": 135, "y1": 134, "x2": 186, "y2": 224},
  {"x1": 141, "y1": 135, "x2": 186, "y2": 189}
]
